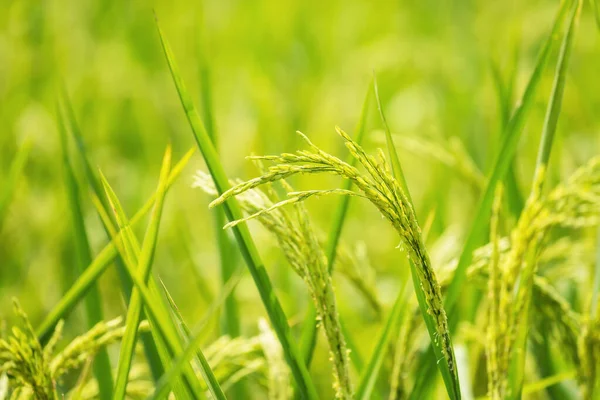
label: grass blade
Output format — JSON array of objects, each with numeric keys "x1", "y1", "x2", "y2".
[
  {"x1": 159, "y1": 283, "x2": 227, "y2": 400},
  {"x1": 443, "y1": 0, "x2": 571, "y2": 318},
  {"x1": 108, "y1": 147, "x2": 176, "y2": 398},
  {"x1": 35, "y1": 149, "x2": 194, "y2": 343},
  {"x1": 92, "y1": 186, "x2": 198, "y2": 399},
  {"x1": 58, "y1": 86, "x2": 157, "y2": 348},
  {"x1": 0, "y1": 138, "x2": 31, "y2": 230},
  {"x1": 300, "y1": 82, "x2": 372, "y2": 367},
  {"x1": 490, "y1": 57, "x2": 524, "y2": 217},
  {"x1": 410, "y1": 2, "x2": 574, "y2": 394},
  {"x1": 156, "y1": 20, "x2": 318, "y2": 400},
  {"x1": 57, "y1": 103, "x2": 114, "y2": 399},
  {"x1": 355, "y1": 283, "x2": 406, "y2": 400},
  {"x1": 196, "y1": 33, "x2": 241, "y2": 339},
  {"x1": 374, "y1": 75, "x2": 461, "y2": 399},
  {"x1": 507, "y1": 1, "x2": 582, "y2": 397},
  {"x1": 60, "y1": 86, "x2": 166, "y2": 381},
  {"x1": 152, "y1": 275, "x2": 243, "y2": 400}
]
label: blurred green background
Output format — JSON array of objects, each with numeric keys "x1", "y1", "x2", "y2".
[{"x1": 1, "y1": 0, "x2": 599, "y2": 397}]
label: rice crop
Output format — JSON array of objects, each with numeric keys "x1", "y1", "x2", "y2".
[{"x1": 1, "y1": 0, "x2": 599, "y2": 398}]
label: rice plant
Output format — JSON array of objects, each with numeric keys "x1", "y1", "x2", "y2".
[{"x1": 2, "y1": 0, "x2": 600, "y2": 398}]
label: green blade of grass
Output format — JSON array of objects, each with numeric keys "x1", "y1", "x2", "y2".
[
  {"x1": 92, "y1": 188, "x2": 195, "y2": 400},
  {"x1": 60, "y1": 85, "x2": 166, "y2": 382},
  {"x1": 490, "y1": 58, "x2": 524, "y2": 217},
  {"x1": 0, "y1": 138, "x2": 31, "y2": 230},
  {"x1": 151, "y1": 265, "x2": 244, "y2": 399},
  {"x1": 107, "y1": 229, "x2": 211, "y2": 399},
  {"x1": 507, "y1": 1, "x2": 582, "y2": 397},
  {"x1": 155, "y1": 20, "x2": 318, "y2": 400},
  {"x1": 36, "y1": 149, "x2": 194, "y2": 343},
  {"x1": 57, "y1": 103, "x2": 113, "y2": 400},
  {"x1": 443, "y1": 0, "x2": 571, "y2": 319},
  {"x1": 374, "y1": 75, "x2": 461, "y2": 399},
  {"x1": 410, "y1": 1, "x2": 574, "y2": 395},
  {"x1": 533, "y1": 0, "x2": 581, "y2": 175},
  {"x1": 300, "y1": 82, "x2": 372, "y2": 367},
  {"x1": 355, "y1": 283, "x2": 407, "y2": 400},
  {"x1": 153, "y1": 279, "x2": 227, "y2": 400},
  {"x1": 196, "y1": 33, "x2": 241, "y2": 339},
  {"x1": 107, "y1": 147, "x2": 179, "y2": 398},
  {"x1": 159, "y1": 278, "x2": 193, "y2": 338},
  {"x1": 155, "y1": 277, "x2": 241, "y2": 400}
]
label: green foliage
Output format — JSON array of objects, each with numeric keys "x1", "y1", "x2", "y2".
[{"x1": 3, "y1": 0, "x2": 600, "y2": 399}]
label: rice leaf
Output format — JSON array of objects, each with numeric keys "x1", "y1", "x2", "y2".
[
  {"x1": 59, "y1": 87, "x2": 166, "y2": 382},
  {"x1": 355, "y1": 283, "x2": 407, "y2": 400},
  {"x1": 158, "y1": 280, "x2": 227, "y2": 400},
  {"x1": 374, "y1": 75, "x2": 461, "y2": 399},
  {"x1": 410, "y1": 2, "x2": 574, "y2": 395},
  {"x1": 151, "y1": 273, "x2": 244, "y2": 400},
  {"x1": 35, "y1": 148, "x2": 194, "y2": 343},
  {"x1": 91, "y1": 187, "x2": 191, "y2": 400},
  {"x1": 0, "y1": 138, "x2": 31, "y2": 230},
  {"x1": 507, "y1": 1, "x2": 583, "y2": 397},
  {"x1": 107, "y1": 147, "x2": 178, "y2": 398},
  {"x1": 57, "y1": 102, "x2": 113, "y2": 400},
  {"x1": 155, "y1": 19, "x2": 318, "y2": 400},
  {"x1": 490, "y1": 57, "x2": 524, "y2": 217},
  {"x1": 300, "y1": 81, "x2": 372, "y2": 367},
  {"x1": 444, "y1": 0, "x2": 572, "y2": 316},
  {"x1": 196, "y1": 33, "x2": 241, "y2": 339}
]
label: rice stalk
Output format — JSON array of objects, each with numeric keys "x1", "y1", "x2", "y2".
[
  {"x1": 486, "y1": 185, "x2": 504, "y2": 399},
  {"x1": 208, "y1": 127, "x2": 459, "y2": 397},
  {"x1": 300, "y1": 83, "x2": 372, "y2": 368},
  {"x1": 196, "y1": 171, "x2": 353, "y2": 399},
  {"x1": 156, "y1": 21, "x2": 319, "y2": 399},
  {"x1": 57, "y1": 100, "x2": 113, "y2": 399},
  {"x1": 96, "y1": 163, "x2": 206, "y2": 398},
  {"x1": 502, "y1": 1, "x2": 582, "y2": 396},
  {"x1": 36, "y1": 148, "x2": 195, "y2": 344},
  {"x1": 59, "y1": 87, "x2": 166, "y2": 382},
  {"x1": 0, "y1": 301, "x2": 147, "y2": 399}
]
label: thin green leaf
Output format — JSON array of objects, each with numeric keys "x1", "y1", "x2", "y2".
[
  {"x1": 196, "y1": 33, "x2": 241, "y2": 339},
  {"x1": 159, "y1": 278, "x2": 192, "y2": 338},
  {"x1": 109, "y1": 147, "x2": 180, "y2": 398},
  {"x1": 160, "y1": 285, "x2": 227, "y2": 400},
  {"x1": 355, "y1": 283, "x2": 407, "y2": 400},
  {"x1": 374, "y1": 75, "x2": 461, "y2": 399},
  {"x1": 507, "y1": 1, "x2": 582, "y2": 397},
  {"x1": 153, "y1": 275, "x2": 243, "y2": 400},
  {"x1": 156, "y1": 20, "x2": 318, "y2": 400},
  {"x1": 300, "y1": 81, "x2": 372, "y2": 367},
  {"x1": 92, "y1": 186, "x2": 194, "y2": 400},
  {"x1": 490, "y1": 57, "x2": 524, "y2": 217},
  {"x1": 57, "y1": 102, "x2": 113, "y2": 399},
  {"x1": 60, "y1": 86, "x2": 165, "y2": 381},
  {"x1": 444, "y1": 0, "x2": 572, "y2": 318},
  {"x1": 0, "y1": 138, "x2": 31, "y2": 230},
  {"x1": 36, "y1": 148, "x2": 194, "y2": 343},
  {"x1": 410, "y1": 3, "x2": 574, "y2": 394}
]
